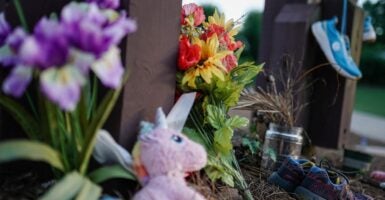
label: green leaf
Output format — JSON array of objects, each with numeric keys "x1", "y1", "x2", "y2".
[
  {"x1": 182, "y1": 127, "x2": 208, "y2": 149},
  {"x1": 0, "y1": 94, "x2": 40, "y2": 139},
  {"x1": 266, "y1": 148, "x2": 277, "y2": 162},
  {"x1": 226, "y1": 116, "x2": 249, "y2": 129},
  {"x1": 234, "y1": 45, "x2": 245, "y2": 60},
  {"x1": 88, "y1": 165, "x2": 136, "y2": 184},
  {"x1": 75, "y1": 178, "x2": 101, "y2": 200},
  {"x1": 40, "y1": 172, "x2": 85, "y2": 200},
  {"x1": 241, "y1": 138, "x2": 261, "y2": 155},
  {"x1": 80, "y1": 72, "x2": 129, "y2": 174},
  {"x1": 0, "y1": 140, "x2": 64, "y2": 171},
  {"x1": 213, "y1": 126, "x2": 233, "y2": 156},
  {"x1": 230, "y1": 62, "x2": 263, "y2": 86},
  {"x1": 213, "y1": 80, "x2": 244, "y2": 108},
  {"x1": 206, "y1": 104, "x2": 225, "y2": 129},
  {"x1": 220, "y1": 172, "x2": 235, "y2": 187},
  {"x1": 204, "y1": 158, "x2": 235, "y2": 187}
]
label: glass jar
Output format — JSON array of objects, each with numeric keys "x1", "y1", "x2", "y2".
[{"x1": 261, "y1": 123, "x2": 303, "y2": 171}]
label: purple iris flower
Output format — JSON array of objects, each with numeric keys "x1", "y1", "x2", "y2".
[
  {"x1": 19, "y1": 18, "x2": 69, "y2": 69},
  {"x1": 0, "y1": 13, "x2": 11, "y2": 46},
  {"x1": 61, "y1": 3, "x2": 110, "y2": 57},
  {"x1": 61, "y1": 2, "x2": 136, "y2": 57},
  {"x1": 1, "y1": 1, "x2": 136, "y2": 111},
  {"x1": 0, "y1": 28, "x2": 27, "y2": 66},
  {"x1": 87, "y1": 0, "x2": 120, "y2": 9},
  {"x1": 2, "y1": 65, "x2": 32, "y2": 97},
  {"x1": 40, "y1": 66, "x2": 85, "y2": 111}
]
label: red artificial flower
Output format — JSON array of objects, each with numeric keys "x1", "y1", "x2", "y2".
[
  {"x1": 201, "y1": 24, "x2": 225, "y2": 41},
  {"x1": 222, "y1": 54, "x2": 238, "y2": 72},
  {"x1": 221, "y1": 33, "x2": 243, "y2": 51},
  {"x1": 178, "y1": 36, "x2": 201, "y2": 71},
  {"x1": 181, "y1": 3, "x2": 205, "y2": 26}
]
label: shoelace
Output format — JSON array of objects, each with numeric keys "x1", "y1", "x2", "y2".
[{"x1": 318, "y1": 158, "x2": 351, "y2": 185}]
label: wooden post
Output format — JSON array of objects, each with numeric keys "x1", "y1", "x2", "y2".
[
  {"x1": 258, "y1": 0, "x2": 363, "y2": 149},
  {"x1": 113, "y1": 0, "x2": 180, "y2": 149},
  {"x1": 307, "y1": 0, "x2": 363, "y2": 148}
]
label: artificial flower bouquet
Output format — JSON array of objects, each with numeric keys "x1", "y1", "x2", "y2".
[
  {"x1": 0, "y1": 0, "x2": 136, "y2": 198},
  {"x1": 177, "y1": 3, "x2": 263, "y2": 200}
]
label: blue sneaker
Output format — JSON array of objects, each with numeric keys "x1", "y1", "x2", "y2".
[
  {"x1": 268, "y1": 157, "x2": 314, "y2": 192},
  {"x1": 363, "y1": 16, "x2": 376, "y2": 42},
  {"x1": 311, "y1": 17, "x2": 362, "y2": 80},
  {"x1": 294, "y1": 166, "x2": 356, "y2": 200}
]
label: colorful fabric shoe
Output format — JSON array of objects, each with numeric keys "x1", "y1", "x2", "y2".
[
  {"x1": 311, "y1": 17, "x2": 362, "y2": 80},
  {"x1": 294, "y1": 166, "x2": 371, "y2": 200},
  {"x1": 363, "y1": 16, "x2": 376, "y2": 42},
  {"x1": 267, "y1": 157, "x2": 314, "y2": 192}
]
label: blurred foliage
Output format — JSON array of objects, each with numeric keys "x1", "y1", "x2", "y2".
[
  {"x1": 202, "y1": 4, "x2": 217, "y2": 17},
  {"x1": 360, "y1": 1, "x2": 385, "y2": 86},
  {"x1": 363, "y1": 0, "x2": 385, "y2": 44},
  {"x1": 236, "y1": 11, "x2": 262, "y2": 64}
]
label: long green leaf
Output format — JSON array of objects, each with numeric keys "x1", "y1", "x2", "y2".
[
  {"x1": 79, "y1": 71, "x2": 130, "y2": 174},
  {"x1": 88, "y1": 165, "x2": 136, "y2": 184},
  {"x1": 75, "y1": 178, "x2": 101, "y2": 200},
  {"x1": 0, "y1": 94, "x2": 39, "y2": 139},
  {"x1": 0, "y1": 140, "x2": 64, "y2": 171},
  {"x1": 40, "y1": 172, "x2": 84, "y2": 200}
]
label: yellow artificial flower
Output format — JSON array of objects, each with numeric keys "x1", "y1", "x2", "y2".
[
  {"x1": 182, "y1": 34, "x2": 231, "y2": 89},
  {"x1": 206, "y1": 10, "x2": 238, "y2": 34}
]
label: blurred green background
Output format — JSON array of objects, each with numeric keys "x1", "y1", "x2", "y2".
[{"x1": 203, "y1": 1, "x2": 385, "y2": 117}]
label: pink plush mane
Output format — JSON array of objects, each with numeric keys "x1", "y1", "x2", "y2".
[{"x1": 133, "y1": 108, "x2": 207, "y2": 200}]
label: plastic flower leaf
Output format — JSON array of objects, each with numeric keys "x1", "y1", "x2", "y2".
[
  {"x1": 0, "y1": 12, "x2": 11, "y2": 46},
  {"x1": 87, "y1": 0, "x2": 120, "y2": 9},
  {"x1": 40, "y1": 65, "x2": 85, "y2": 111},
  {"x1": 2, "y1": 65, "x2": 32, "y2": 97},
  {"x1": 91, "y1": 46, "x2": 124, "y2": 88}
]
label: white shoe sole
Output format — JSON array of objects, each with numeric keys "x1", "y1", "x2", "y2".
[{"x1": 311, "y1": 22, "x2": 359, "y2": 80}]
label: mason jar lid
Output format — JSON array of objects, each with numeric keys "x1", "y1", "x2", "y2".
[{"x1": 268, "y1": 123, "x2": 303, "y2": 136}]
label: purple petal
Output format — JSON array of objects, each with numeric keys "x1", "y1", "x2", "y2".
[
  {"x1": 0, "y1": 13, "x2": 11, "y2": 46},
  {"x1": 40, "y1": 66, "x2": 85, "y2": 111},
  {"x1": 70, "y1": 49, "x2": 95, "y2": 74},
  {"x1": 91, "y1": 47, "x2": 124, "y2": 88},
  {"x1": 19, "y1": 19, "x2": 69, "y2": 69},
  {"x1": 104, "y1": 14, "x2": 137, "y2": 46},
  {"x1": 61, "y1": 3, "x2": 109, "y2": 56},
  {"x1": 87, "y1": 0, "x2": 120, "y2": 9},
  {"x1": 2, "y1": 65, "x2": 32, "y2": 97},
  {"x1": 6, "y1": 28, "x2": 27, "y2": 51}
]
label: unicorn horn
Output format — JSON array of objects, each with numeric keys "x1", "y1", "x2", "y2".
[{"x1": 155, "y1": 107, "x2": 168, "y2": 129}]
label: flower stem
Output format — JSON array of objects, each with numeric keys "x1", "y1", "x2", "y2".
[{"x1": 13, "y1": 0, "x2": 29, "y2": 31}]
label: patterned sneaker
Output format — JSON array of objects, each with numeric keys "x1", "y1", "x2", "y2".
[
  {"x1": 311, "y1": 17, "x2": 362, "y2": 80},
  {"x1": 294, "y1": 166, "x2": 368, "y2": 200},
  {"x1": 363, "y1": 16, "x2": 376, "y2": 42},
  {"x1": 268, "y1": 157, "x2": 314, "y2": 192}
]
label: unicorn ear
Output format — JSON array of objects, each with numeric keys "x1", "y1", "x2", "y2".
[{"x1": 155, "y1": 107, "x2": 168, "y2": 129}]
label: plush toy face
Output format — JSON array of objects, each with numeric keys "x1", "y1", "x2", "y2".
[{"x1": 139, "y1": 127, "x2": 207, "y2": 177}]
